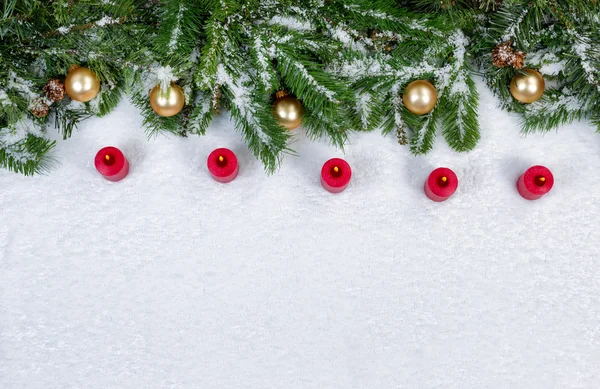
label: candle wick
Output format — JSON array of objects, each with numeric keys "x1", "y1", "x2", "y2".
[
  {"x1": 216, "y1": 155, "x2": 228, "y2": 167},
  {"x1": 437, "y1": 175, "x2": 450, "y2": 187},
  {"x1": 330, "y1": 165, "x2": 342, "y2": 177},
  {"x1": 534, "y1": 175, "x2": 547, "y2": 187},
  {"x1": 104, "y1": 154, "x2": 116, "y2": 166}
]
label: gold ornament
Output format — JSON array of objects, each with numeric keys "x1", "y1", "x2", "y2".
[
  {"x1": 272, "y1": 91, "x2": 303, "y2": 130},
  {"x1": 510, "y1": 69, "x2": 545, "y2": 104},
  {"x1": 65, "y1": 65, "x2": 100, "y2": 102},
  {"x1": 149, "y1": 82, "x2": 185, "y2": 117},
  {"x1": 402, "y1": 80, "x2": 438, "y2": 115}
]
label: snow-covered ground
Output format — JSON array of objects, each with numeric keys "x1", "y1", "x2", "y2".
[{"x1": 1, "y1": 80, "x2": 599, "y2": 389}]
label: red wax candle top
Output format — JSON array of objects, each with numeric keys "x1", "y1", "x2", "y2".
[
  {"x1": 427, "y1": 167, "x2": 458, "y2": 198},
  {"x1": 207, "y1": 148, "x2": 238, "y2": 178},
  {"x1": 321, "y1": 158, "x2": 352, "y2": 191},
  {"x1": 95, "y1": 146, "x2": 126, "y2": 177},
  {"x1": 522, "y1": 165, "x2": 554, "y2": 196}
]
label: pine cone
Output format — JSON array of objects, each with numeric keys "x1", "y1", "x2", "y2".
[
  {"x1": 510, "y1": 49, "x2": 526, "y2": 69},
  {"x1": 397, "y1": 126, "x2": 408, "y2": 146},
  {"x1": 492, "y1": 41, "x2": 526, "y2": 69},
  {"x1": 43, "y1": 78, "x2": 66, "y2": 102},
  {"x1": 30, "y1": 98, "x2": 50, "y2": 118}
]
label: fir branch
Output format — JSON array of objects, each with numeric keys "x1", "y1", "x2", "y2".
[
  {"x1": 187, "y1": 90, "x2": 214, "y2": 135},
  {"x1": 53, "y1": 102, "x2": 92, "y2": 139},
  {"x1": 250, "y1": 31, "x2": 278, "y2": 92},
  {"x1": 440, "y1": 69, "x2": 480, "y2": 151},
  {"x1": 379, "y1": 88, "x2": 405, "y2": 137},
  {"x1": 216, "y1": 64, "x2": 290, "y2": 172},
  {"x1": 409, "y1": 105, "x2": 442, "y2": 154},
  {"x1": 0, "y1": 118, "x2": 55, "y2": 175},
  {"x1": 522, "y1": 90, "x2": 587, "y2": 133},
  {"x1": 439, "y1": 30, "x2": 480, "y2": 152},
  {"x1": 302, "y1": 109, "x2": 349, "y2": 148},
  {"x1": 0, "y1": 134, "x2": 55, "y2": 175}
]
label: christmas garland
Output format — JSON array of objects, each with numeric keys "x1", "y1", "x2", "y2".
[{"x1": 1, "y1": 0, "x2": 598, "y2": 176}]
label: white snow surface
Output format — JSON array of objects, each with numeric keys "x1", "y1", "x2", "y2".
[{"x1": 1, "y1": 80, "x2": 600, "y2": 389}]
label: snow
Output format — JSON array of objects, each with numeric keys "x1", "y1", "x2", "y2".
[
  {"x1": 355, "y1": 91, "x2": 372, "y2": 128},
  {"x1": 326, "y1": 25, "x2": 368, "y2": 53},
  {"x1": 7, "y1": 71, "x2": 38, "y2": 100},
  {"x1": 502, "y1": 8, "x2": 529, "y2": 43},
  {"x1": 215, "y1": 64, "x2": 273, "y2": 149},
  {"x1": 57, "y1": 26, "x2": 71, "y2": 34},
  {"x1": 0, "y1": 90, "x2": 11, "y2": 106},
  {"x1": 95, "y1": 16, "x2": 119, "y2": 27},
  {"x1": 1, "y1": 79, "x2": 600, "y2": 389},
  {"x1": 0, "y1": 118, "x2": 44, "y2": 162},
  {"x1": 268, "y1": 16, "x2": 314, "y2": 32},
  {"x1": 281, "y1": 54, "x2": 338, "y2": 103},
  {"x1": 571, "y1": 39, "x2": 600, "y2": 91},
  {"x1": 539, "y1": 60, "x2": 567, "y2": 76},
  {"x1": 253, "y1": 35, "x2": 274, "y2": 88},
  {"x1": 152, "y1": 66, "x2": 177, "y2": 91},
  {"x1": 167, "y1": 4, "x2": 186, "y2": 53}
]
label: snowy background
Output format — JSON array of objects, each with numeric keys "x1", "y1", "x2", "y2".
[{"x1": 1, "y1": 80, "x2": 599, "y2": 389}]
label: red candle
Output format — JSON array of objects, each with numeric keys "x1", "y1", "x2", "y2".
[
  {"x1": 321, "y1": 158, "x2": 351, "y2": 193},
  {"x1": 94, "y1": 146, "x2": 129, "y2": 182},
  {"x1": 517, "y1": 165, "x2": 554, "y2": 200},
  {"x1": 207, "y1": 148, "x2": 238, "y2": 183},
  {"x1": 424, "y1": 167, "x2": 458, "y2": 202}
]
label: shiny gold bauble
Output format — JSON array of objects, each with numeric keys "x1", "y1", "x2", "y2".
[
  {"x1": 273, "y1": 94, "x2": 304, "y2": 130},
  {"x1": 64, "y1": 66, "x2": 101, "y2": 102},
  {"x1": 510, "y1": 68, "x2": 545, "y2": 104},
  {"x1": 402, "y1": 80, "x2": 438, "y2": 115},
  {"x1": 149, "y1": 83, "x2": 185, "y2": 117}
]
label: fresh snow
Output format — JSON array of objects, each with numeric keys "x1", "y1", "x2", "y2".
[
  {"x1": 153, "y1": 65, "x2": 178, "y2": 91},
  {"x1": 268, "y1": 15, "x2": 314, "y2": 32},
  {"x1": 167, "y1": 4, "x2": 186, "y2": 53},
  {"x1": 1, "y1": 79, "x2": 599, "y2": 389}
]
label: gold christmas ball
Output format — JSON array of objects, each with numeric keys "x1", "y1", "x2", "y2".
[
  {"x1": 403, "y1": 80, "x2": 438, "y2": 115},
  {"x1": 273, "y1": 94, "x2": 304, "y2": 130},
  {"x1": 65, "y1": 66, "x2": 100, "y2": 102},
  {"x1": 510, "y1": 68, "x2": 545, "y2": 103},
  {"x1": 149, "y1": 83, "x2": 185, "y2": 117}
]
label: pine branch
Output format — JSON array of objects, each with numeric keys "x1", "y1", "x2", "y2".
[
  {"x1": 216, "y1": 62, "x2": 290, "y2": 173},
  {"x1": 187, "y1": 90, "x2": 214, "y2": 136},
  {"x1": 53, "y1": 102, "x2": 92, "y2": 139},
  {"x1": 0, "y1": 134, "x2": 55, "y2": 175},
  {"x1": 522, "y1": 90, "x2": 587, "y2": 133},
  {"x1": 0, "y1": 118, "x2": 55, "y2": 175},
  {"x1": 409, "y1": 105, "x2": 442, "y2": 154},
  {"x1": 439, "y1": 31, "x2": 480, "y2": 152}
]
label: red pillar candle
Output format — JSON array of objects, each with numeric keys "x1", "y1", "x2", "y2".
[
  {"x1": 424, "y1": 167, "x2": 458, "y2": 202},
  {"x1": 207, "y1": 148, "x2": 238, "y2": 183},
  {"x1": 94, "y1": 146, "x2": 129, "y2": 182},
  {"x1": 321, "y1": 158, "x2": 352, "y2": 193},
  {"x1": 517, "y1": 165, "x2": 554, "y2": 200}
]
